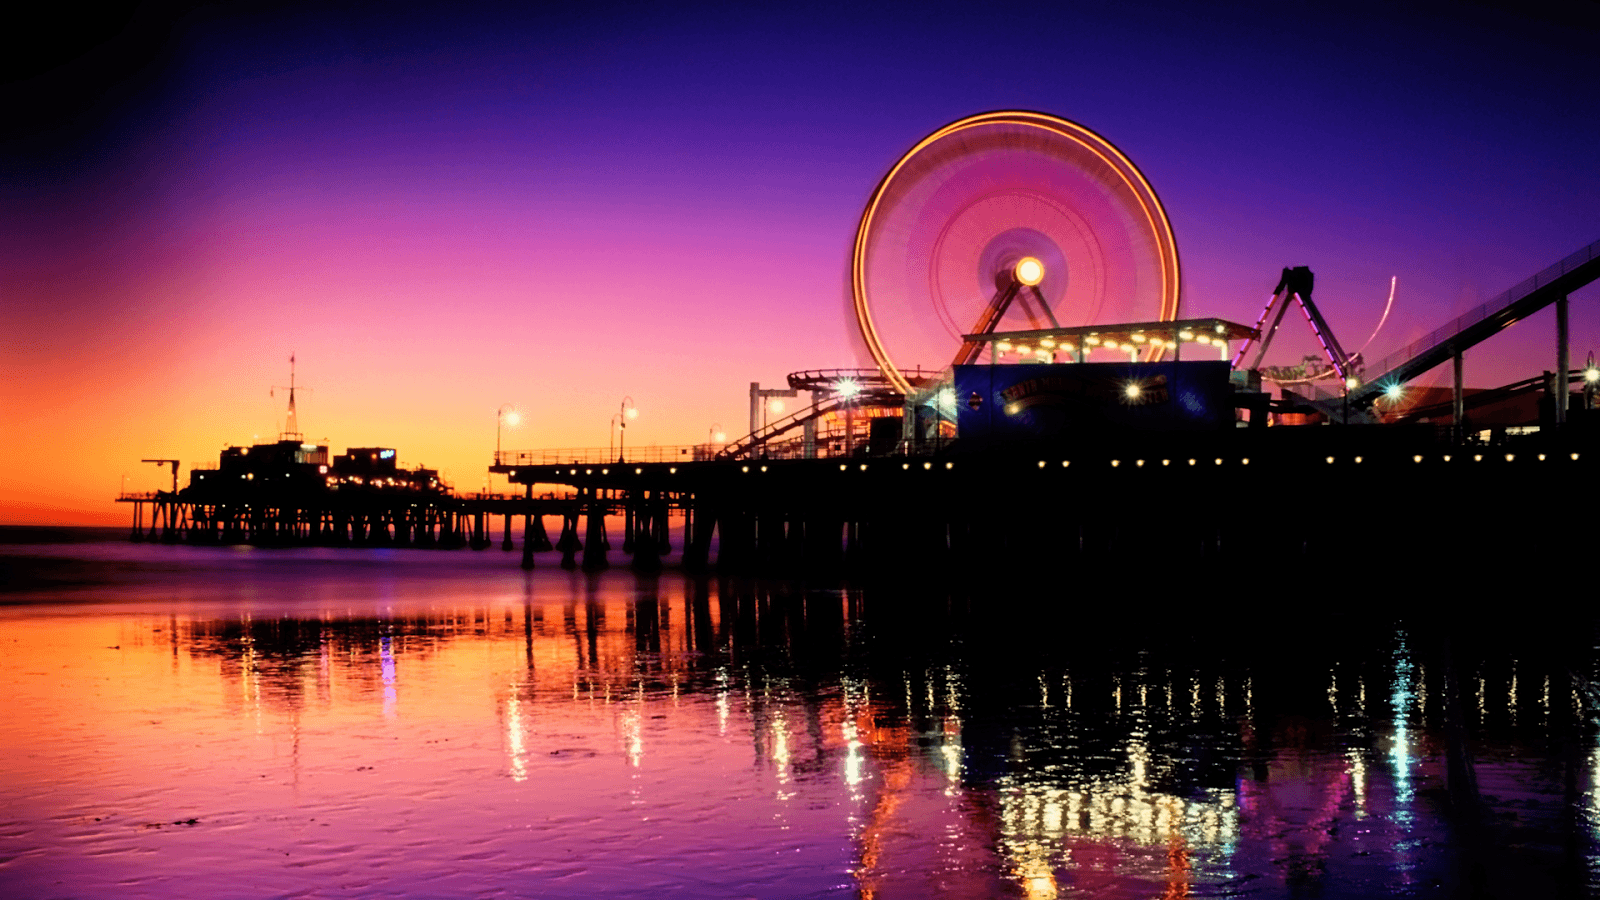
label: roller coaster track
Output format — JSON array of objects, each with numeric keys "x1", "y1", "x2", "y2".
[{"x1": 1349, "y1": 239, "x2": 1600, "y2": 408}]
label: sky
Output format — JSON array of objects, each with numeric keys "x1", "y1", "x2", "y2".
[{"x1": 4, "y1": 0, "x2": 1598, "y2": 525}]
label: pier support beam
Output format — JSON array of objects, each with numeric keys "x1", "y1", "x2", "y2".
[
  {"x1": 582, "y1": 494, "x2": 608, "y2": 570},
  {"x1": 1557, "y1": 292, "x2": 1570, "y2": 426},
  {"x1": 1453, "y1": 348, "x2": 1465, "y2": 443}
]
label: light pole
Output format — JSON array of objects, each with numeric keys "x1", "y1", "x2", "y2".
[
  {"x1": 496, "y1": 404, "x2": 520, "y2": 464},
  {"x1": 612, "y1": 396, "x2": 637, "y2": 462}
]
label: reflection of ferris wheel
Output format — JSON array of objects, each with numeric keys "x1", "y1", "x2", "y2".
[{"x1": 852, "y1": 111, "x2": 1182, "y2": 394}]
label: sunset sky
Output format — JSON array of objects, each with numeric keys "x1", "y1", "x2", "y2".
[{"x1": 5, "y1": 0, "x2": 1598, "y2": 524}]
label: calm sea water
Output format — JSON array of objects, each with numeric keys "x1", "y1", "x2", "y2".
[{"x1": 2, "y1": 532, "x2": 1597, "y2": 898}]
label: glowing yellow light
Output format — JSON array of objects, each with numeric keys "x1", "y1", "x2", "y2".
[
  {"x1": 1442, "y1": 455, "x2": 1451, "y2": 462},
  {"x1": 1061, "y1": 460, "x2": 1069, "y2": 467},
  {"x1": 1345, "y1": 377, "x2": 1360, "y2": 390},
  {"x1": 769, "y1": 398, "x2": 785, "y2": 414},
  {"x1": 1474, "y1": 454, "x2": 1483, "y2": 461},
  {"x1": 1572, "y1": 453, "x2": 1580, "y2": 461},
  {"x1": 1214, "y1": 457, "x2": 1223, "y2": 465},
  {"x1": 1354, "y1": 456, "x2": 1363, "y2": 463},
  {"x1": 1014, "y1": 256, "x2": 1045, "y2": 286},
  {"x1": 1131, "y1": 333, "x2": 1146, "y2": 343},
  {"x1": 923, "y1": 461, "x2": 932, "y2": 469},
  {"x1": 1061, "y1": 342, "x2": 1075, "y2": 352},
  {"x1": 1017, "y1": 345, "x2": 1032, "y2": 355},
  {"x1": 1086, "y1": 335, "x2": 1101, "y2": 346},
  {"x1": 1413, "y1": 455, "x2": 1423, "y2": 463},
  {"x1": 1040, "y1": 337, "x2": 1056, "y2": 349},
  {"x1": 1326, "y1": 456, "x2": 1335, "y2": 464},
  {"x1": 945, "y1": 462, "x2": 953, "y2": 469},
  {"x1": 1005, "y1": 402, "x2": 1020, "y2": 415},
  {"x1": 1037, "y1": 460, "x2": 1046, "y2": 468},
  {"x1": 1505, "y1": 453, "x2": 1514, "y2": 462},
  {"x1": 1110, "y1": 459, "x2": 1120, "y2": 467},
  {"x1": 1538, "y1": 453, "x2": 1546, "y2": 461},
  {"x1": 1187, "y1": 458, "x2": 1196, "y2": 465},
  {"x1": 1241, "y1": 457, "x2": 1250, "y2": 465},
  {"x1": 1196, "y1": 334, "x2": 1211, "y2": 345},
  {"x1": 741, "y1": 465, "x2": 749, "y2": 472},
  {"x1": 1124, "y1": 382, "x2": 1142, "y2": 399},
  {"x1": 1161, "y1": 459, "x2": 1170, "y2": 466},
  {"x1": 1215, "y1": 323, "x2": 1225, "y2": 333},
  {"x1": 1179, "y1": 330, "x2": 1194, "y2": 340},
  {"x1": 1586, "y1": 368, "x2": 1599, "y2": 383},
  {"x1": 1135, "y1": 459, "x2": 1144, "y2": 467},
  {"x1": 504, "y1": 411, "x2": 522, "y2": 427}
]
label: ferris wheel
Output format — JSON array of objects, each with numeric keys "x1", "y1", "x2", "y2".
[{"x1": 852, "y1": 111, "x2": 1182, "y2": 394}]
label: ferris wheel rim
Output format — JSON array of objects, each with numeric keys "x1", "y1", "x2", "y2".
[{"x1": 851, "y1": 110, "x2": 1183, "y2": 395}]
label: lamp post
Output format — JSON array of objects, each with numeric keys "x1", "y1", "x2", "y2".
[
  {"x1": 612, "y1": 396, "x2": 637, "y2": 462},
  {"x1": 496, "y1": 404, "x2": 520, "y2": 465}
]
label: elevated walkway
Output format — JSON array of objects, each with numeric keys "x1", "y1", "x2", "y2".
[{"x1": 1350, "y1": 240, "x2": 1600, "y2": 407}]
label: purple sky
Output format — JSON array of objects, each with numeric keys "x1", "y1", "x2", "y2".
[{"x1": 4, "y1": 0, "x2": 1598, "y2": 522}]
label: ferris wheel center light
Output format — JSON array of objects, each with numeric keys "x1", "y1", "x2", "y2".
[{"x1": 1014, "y1": 257, "x2": 1045, "y2": 286}]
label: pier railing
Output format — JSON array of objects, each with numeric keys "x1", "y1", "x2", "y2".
[{"x1": 495, "y1": 445, "x2": 719, "y2": 467}]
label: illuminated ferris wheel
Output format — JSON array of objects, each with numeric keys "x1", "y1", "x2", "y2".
[{"x1": 851, "y1": 111, "x2": 1183, "y2": 394}]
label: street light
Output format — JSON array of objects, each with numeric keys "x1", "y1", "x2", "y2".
[
  {"x1": 612, "y1": 396, "x2": 637, "y2": 462},
  {"x1": 496, "y1": 404, "x2": 521, "y2": 464},
  {"x1": 710, "y1": 423, "x2": 726, "y2": 444}
]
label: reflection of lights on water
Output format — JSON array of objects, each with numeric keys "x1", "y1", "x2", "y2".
[
  {"x1": 1391, "y1": 632, "x2": 1416, "y2": 842},
  {"x1": 842, "y1": 676, "x2": 867, "y2": 794},
  {"x1": 771, "y1": 713, "x2": 796, "y2": 805},
  {"x1": 1509, "y1": 664, "x2": 1518, "y2": 726},
  {"x1": 1020, "y1": 856, "x2": 1057, "y2": 900},
  {"x1": 620, "y1": 705, "x2": 643, "y2": 768},
  {"x1": 381, "y1": 633, "x2": 397, "y2": 719},
  {"x1": 843, "y1": 718, "x2": 865, "y2": 788},
  {"x1": 506, "y1": 694, "x2": 528, "y2": 782},
  {"x1": 1347, "y1": 749, "x2": 1367, "y2": 818},
  {"x1": 771, "y1": 709, "x2": 792, "y2": 786},
  {"x1": 715, "y1": 668, "x2": 730, "y2": 736},
  {"x1": 941, "y1": 715, "x2": 963, "y2": 792},
  {"x1": 1589, "y1": 744, "x2": 1600, "y2": 829}
]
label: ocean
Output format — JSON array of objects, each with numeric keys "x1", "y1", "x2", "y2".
[{"x1": 1, "y1": 528, "x2": 1595, "y2": 898}]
